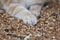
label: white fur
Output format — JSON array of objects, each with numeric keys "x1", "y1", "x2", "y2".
[{"x1": 1, "y1": 0, "x2": 47, "y2": 25}]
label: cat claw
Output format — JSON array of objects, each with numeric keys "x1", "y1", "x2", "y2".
[{"x1": 23, "y1": 15, "x2": 37, "y2": 25}]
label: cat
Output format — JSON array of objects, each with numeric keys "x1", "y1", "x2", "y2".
[{"x1": 0, "y1": 0, "x2": 57, "y2": 25}]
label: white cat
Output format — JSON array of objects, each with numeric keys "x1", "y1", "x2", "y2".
[{"x1": 0, "y1": 0, "x2": 50, "y2": 25}]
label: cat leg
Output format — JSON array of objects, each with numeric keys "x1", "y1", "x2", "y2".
[
  {"x1": 9, "y1": 5, "x2": 37, "y2": 25},
  {"x1": 29, "y1": 4, "x2": 43, "y2": 17}
]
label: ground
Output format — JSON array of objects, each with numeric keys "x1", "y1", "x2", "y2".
[{"x1": 0, "y1": 2, "x2": 60, "y2": 40}]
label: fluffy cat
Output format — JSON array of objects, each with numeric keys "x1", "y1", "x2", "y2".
[{"x1": 0, "y1": 0, "x2": 57, "y2": 25}]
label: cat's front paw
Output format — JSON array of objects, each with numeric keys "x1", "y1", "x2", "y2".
[{"x1": 23, "y1": 15, "x2": 37, "y2": 25}]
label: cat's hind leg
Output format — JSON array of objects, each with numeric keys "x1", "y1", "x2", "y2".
[{"x1": 8, "y1": 5, "x2": 37, "y2": 25}]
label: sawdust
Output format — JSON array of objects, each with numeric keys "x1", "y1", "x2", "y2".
[{"x1": 0, "y1": 2, "x2": 60, "y2": 40}]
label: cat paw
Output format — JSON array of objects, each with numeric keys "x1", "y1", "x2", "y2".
[{"x1": 23, "y1": 15, "x2": 37, "y2": 25}]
